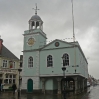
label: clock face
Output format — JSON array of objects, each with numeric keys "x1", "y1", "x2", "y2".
[
  {"x1": 55, "y1": 42, "x2": 59, "y2": 47},
  {"x1": 28, "y1": 38, "x2": 35, "y2": 46}
]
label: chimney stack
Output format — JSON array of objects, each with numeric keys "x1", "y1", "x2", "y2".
[{"x1": 0, "y1": 36, "x2": 3, "y2": 54}]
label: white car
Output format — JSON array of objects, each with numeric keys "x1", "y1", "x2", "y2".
[{"x1": 87, "y1": 81, "x2": 90, "y2": 87}]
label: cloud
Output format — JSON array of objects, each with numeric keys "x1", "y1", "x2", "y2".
[{"x1": 0, "y1": 0, "x2": 99, "y2": 78}]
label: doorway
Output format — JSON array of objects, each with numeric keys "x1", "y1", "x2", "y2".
[
  {"x1": 27, "y1": 79, "x2": 33, "y2": 93},
  {"x1": 61, "y1": 77, "x2": 75, "y2": 93}
]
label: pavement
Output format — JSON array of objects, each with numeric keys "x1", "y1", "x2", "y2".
[
  {"x1": 0, "y1": 89, "x2": 92, "y2": 99},
  {"x1": 0, "y1": 92, "x2": 84, "y2": 99}
]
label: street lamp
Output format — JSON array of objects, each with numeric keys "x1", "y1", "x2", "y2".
[
  {"x1": 62, "y1": 66, "x2": 66, "y2": 78},
  {"x1": 61, "y1": 56, "x2": 66, "y2": 99},
  {"x1": 18, "y1": 68, "x2": 22, "y2": 98}
]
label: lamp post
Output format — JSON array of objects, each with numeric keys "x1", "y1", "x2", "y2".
[
  {"x1": 62, "y1": 67, "x2": 66, "y2": 99},
  {"x1": 62, "y1": 67, "x2": 66, "y2": 78},
  {"x1": 62, "y1": 56, "x2": 66, "y2": 99},
  {"x1": 18, "y1": 68, "x2": 22, "y2": 98}
]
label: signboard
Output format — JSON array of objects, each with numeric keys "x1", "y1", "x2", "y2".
[{"x1": 0, "y1": 69, "x2": 17, "y2": 73}]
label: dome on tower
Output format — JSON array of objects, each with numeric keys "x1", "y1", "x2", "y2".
[
  {"x1": 30, "y1": 14, "x2": 42, "y2": 22},
  {"x1": 29, "y1": 4, "x2": 43, "y2": 30}
]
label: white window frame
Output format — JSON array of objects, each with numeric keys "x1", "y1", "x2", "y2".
[
  {"x1": 47, "y1": 55, "x2": 53, "y2": 67},
  {"x1": 3, "y1": 60, "x2": 7, "y2": 68},
  {"x1": 9, "y1": 61, "x2": 16, "y2": 69},
  {"x1": 28, "y1": 56, "x2": 33, "y2": 67},
  {"x1": 62, "y1": 53, "x2": 69, "y2": 66},
  {"x1": 12, "y1": 61, "x2": 15, "y2": 69},
  {"x1": 4, "y1": 74, "x2": 16, "y2": 84}
]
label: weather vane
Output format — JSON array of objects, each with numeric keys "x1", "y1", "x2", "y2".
[{"x1": 33, "y1": 3, "x2": 39, "y2": 15}]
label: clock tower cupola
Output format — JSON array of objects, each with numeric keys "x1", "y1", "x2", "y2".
[
  {"x1": 23, "y1": 4, "x2": 47, "y2": 51},
  {"x1": 29, "y1": 5, "x2": 43, "y2": 31}
]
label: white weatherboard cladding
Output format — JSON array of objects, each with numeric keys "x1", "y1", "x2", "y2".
[{"x1": 21, "y1": 76, "x2": 40, "y2": 90}]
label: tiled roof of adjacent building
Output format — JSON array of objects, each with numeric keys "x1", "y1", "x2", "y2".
[{"x1": 0, "y1": 45, "x2": 19, "y2": 60}]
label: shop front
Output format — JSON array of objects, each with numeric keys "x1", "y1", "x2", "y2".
[{"x1": 0, "y1": 69, "x2": 18, "y2": 91}]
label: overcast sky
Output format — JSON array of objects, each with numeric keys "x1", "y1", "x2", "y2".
[{"x1": 0, "y1": 0, "x2": 99, "y2": 79}]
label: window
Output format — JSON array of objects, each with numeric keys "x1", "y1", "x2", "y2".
[
  {"x1": 9, "y1": 61, "x2": 15, "y2": 68},
  {"x1": 13, "y1": 79, "x2": 15, "y2": 83},
  {"x1": 9, "y1": 75, "x2": 12, "y2": 78},
  {"x1": 62, "y1": 53, "x2": 69, "y2": 66},
  {"x1": 4, "y1": 79, "x2": 8, "y2": 84},
  {"x1": 6, "y1": 75, "x2": 8, "y2": 78},
  {"x1": 0, "y1": 74, "x2": 2, "y2": 77},
  {"x1": 4, "y1": 74, "x2": 16, "y2": 84},
  {"x1": 3, "y1": 60, "x2": 7, "y2": 68},
  {"x1": 13, "y1": 62, "x2": 15, "y2": 68},
  {"x1": 47, "y1": 55, "x2": 53, "y2": 67},
  {"x1": 9, "y1": 79, "x2": 12, "y2": 84},
  {"x1": 13, "y1": 75, "x2": 16, "y2": 78},
  {"x1": 28, "y1": 57, "x2": 33, "y2": 67}
]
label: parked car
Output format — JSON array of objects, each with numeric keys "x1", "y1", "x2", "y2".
[{"x1": 87, "y1": 81, "x2": 90, "y2": 87}]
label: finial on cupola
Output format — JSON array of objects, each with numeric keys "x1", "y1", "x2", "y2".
[
  {"x1": 33, "y1": 3, "x2": 39, "y2": 15},
  {"x1": 29, "y1": 4, "x2": 43, "y2": 30}
]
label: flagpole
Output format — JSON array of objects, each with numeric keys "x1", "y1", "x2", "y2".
[
  {"x1": 71, "y1": 0, "x2": 77, "y2": 74},
  {"x1": 71, "y1": 0, "x2": 75, "y2": 42}
]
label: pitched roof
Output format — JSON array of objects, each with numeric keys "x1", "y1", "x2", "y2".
[
  {"x1": 0, "y1": 45, "x2": 19, "y2": 60},
  {"x1": 41, "y1": 39, "x2": 75, "y2": 50},
  {"x1": 40, "y1": 39, "x2": 88, "y2": 64}
]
